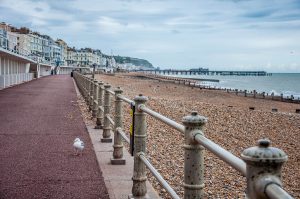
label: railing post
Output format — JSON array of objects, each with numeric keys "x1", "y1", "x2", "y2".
[
  {"x1": 101, "y1": 84, "x2": 112, "y2": 142},
  {"x1": 87, "y1": 77, "x2": 92, "y2": 106},
  {"x1": 84, "y1": 76, "x2": 89, "y2": 101},
  {"x1": 95, "y1": 81, "x2": 104, "y2": 129},
  {"x1": 130, "y1": 94, "x2": 148, "y2": 198},
  {"x1": 241, "y1": 139, "x2": 288, "y2": 199},
  {"x1": 182, "y1": 111, "x2": 207, "y2": 199},
  {"x1": 92, "y1": 80, "x2": 98, "y2": 118},
  {"x1": 81, "y1": 74, "x2": 84, "y2": 94},
  {"x1": 89, "y1": 78, "x2": 94, "y2": 111},
  {"x1": 111, "y1": 87, "x2": 126, "y2": 165},
  {"x1": 79, "y1": 74, "x2": 83, "y2": 93},
  {"x1": 86, "y1": 77, "x2": 91, "y2": 103}
]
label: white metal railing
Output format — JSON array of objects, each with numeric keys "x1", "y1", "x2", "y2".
[{"x1": 73, "y1": 72, "x2": 294, "y2": 199}]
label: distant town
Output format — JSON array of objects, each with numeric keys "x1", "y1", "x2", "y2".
[
  {"x1": 0, "y1": 22, "x2": 153, "y2": 72},
  {"x1": 0, "y1": 22, "x2": 270, "y2": 75}
]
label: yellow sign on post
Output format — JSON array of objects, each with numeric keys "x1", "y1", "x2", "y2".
[
  {"x1": 130, "y1": 103, "x2": 135, "y2": 156},
  {"x1": 130, "y1": 109, "x2": 133, "y2": 116},
  {"x1": 129, "y1": 109, "x2": 133, "y2": 135},
  {"x1": 130, "y1": 124, "x2": 133, "y2": 135}
]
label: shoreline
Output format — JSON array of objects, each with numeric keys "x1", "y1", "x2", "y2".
[
  {"x1": 95, "y1": 73, "x2": 299, "y2": 198},
  {"x1": 132, "y1": 72, "x2": 300, "y2": 105},
  {"x1": 165, "y1": 73, "x2": 300, "y2": 98}
]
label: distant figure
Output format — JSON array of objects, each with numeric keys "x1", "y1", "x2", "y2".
[{"x1": 73, "y1": 138, "x2": 84, "y2": 156}]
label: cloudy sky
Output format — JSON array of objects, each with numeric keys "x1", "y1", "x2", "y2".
[{"x1": 0, "y1": 0, "x2": 299, "y2": 72}]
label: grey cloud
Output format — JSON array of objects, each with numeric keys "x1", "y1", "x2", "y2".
[
  {"x1": 46, "y1": 0, "x2": 78, "y2": 13},
  {"x1": 171, "y1": 29, "x2": 180, "y2": 34},
  {"x1": 242, "y1": 9, "x2": 275, "y2": 18},
  {"x1": 0, "y1": 6, "x2": 32, "y2": 27},
  {"x1": 34, "y1": 7, "x2": 43, "y2": 12}
]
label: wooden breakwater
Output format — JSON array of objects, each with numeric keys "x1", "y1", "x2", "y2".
[{"x1": 132, "y1": 73, "x2": 300, "y2": 104}]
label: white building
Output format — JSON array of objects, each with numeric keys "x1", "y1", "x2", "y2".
[
  {"x1": 56, "y1": 39, "x2": 68, "y2": 65},
  {"x1": 17, "y1": 34, "x2": 31, "y2": 56},
  {"x1": 0, "y1": 28, "x2": 7, "y2": 49},
  {"x1": 28, "y1": 33, "x2": 44, "y2": 57},
  {"x1": 66, "y1": 47, "x2": 78, "y2": 66}
]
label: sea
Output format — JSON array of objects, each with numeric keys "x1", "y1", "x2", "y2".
[{"x1": 165, "y1": 73, "x2": 300, "y2": 99}]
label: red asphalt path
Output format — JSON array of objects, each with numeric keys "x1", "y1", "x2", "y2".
[{"x1": 0, "y1": 75, "x2": 109, "y2": 199}]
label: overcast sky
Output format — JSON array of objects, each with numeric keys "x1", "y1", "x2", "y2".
[{"x1": 0, "y1": 0, "x2": 299, "y2": 72}]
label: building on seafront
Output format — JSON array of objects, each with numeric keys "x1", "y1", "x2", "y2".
[
  {"x1": 0, "y1": 22, "x2": 105, "y2": 68},
  {"x1": 56, "y1": 39, "x2": 68, "y2": 64},
  {"x1": 1, "y1": 22, "x2": 150, "y2": 71}
]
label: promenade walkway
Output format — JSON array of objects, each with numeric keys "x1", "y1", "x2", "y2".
[{"x1": 0, "y1": 75, "x2": 109, "y2": 199}]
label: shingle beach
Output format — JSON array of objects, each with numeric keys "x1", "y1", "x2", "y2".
[{"x1": 90, "y1": 73, "x2": 300, "y2": 199}]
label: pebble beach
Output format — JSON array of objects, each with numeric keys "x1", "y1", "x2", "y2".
[{"x1": 92, "y1": 73, "x2": 300, "y2": 199}]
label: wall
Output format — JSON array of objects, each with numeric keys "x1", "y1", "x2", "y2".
[{"x1": 0, "y1": 56, "x2": 33, "y2": 89}]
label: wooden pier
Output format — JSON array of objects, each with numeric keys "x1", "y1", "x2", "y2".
[{"x1": 135, "y1": 69, "x2": 271, "y2": 76}]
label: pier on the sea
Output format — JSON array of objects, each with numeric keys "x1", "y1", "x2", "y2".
[{"x1": 136, "y1": 69, "x2": 271, "y2": 76}]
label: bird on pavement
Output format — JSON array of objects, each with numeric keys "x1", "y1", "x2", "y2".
[{"x1": 73, "y1": 138, "x2": 84, "y2": 156}]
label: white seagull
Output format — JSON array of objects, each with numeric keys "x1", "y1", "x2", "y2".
[{"x1": 73, "y1": 138, "x2": 84, "y2": 156}]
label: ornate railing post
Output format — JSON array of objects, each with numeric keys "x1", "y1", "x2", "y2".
[
  {"x1": 130, "y1": 94, "x2": 148, "y2": 198},
  {"x1": 87, "y1": 77, "x2": 91, "y2": 103},
  {"x1": 92, "y1": 80, "x2": 98, "y2": 118},
  {"x1": 89, "y1": 78, "x2": 94, "y2": 111},
  {"x1": 85, "y1": 76, "x2": 90, "y2": 103},
  {"x1": 84, "y1": 77, "x2": 88, "y2": 102},
  {"x1": 82, "y1": 75, "x2": 85, "y2": 95},
  {"x1": 182, "y1": 111, "x2": 207, "y2": 199},
  {"x1": 111, "y1": 87, "x2": 125, "y2": 165},
  {"x1": 80, "y1": 74, "x2": 84, "y2": 97},
  {"x1": 95, "y1": 81, "x2": 104, "y2": 129},
  {"x1": 101, "y1": 84, "x2": 112, "y2": 142},
  {"x1": 84, "y1": 76, "x2": 88, "y2": 101},
  {"x1": 241, "y1": 139, "x2": 288, "y2": 199},
  {"x1": 77, "y1": 73, "x2": 81, "y2": 92}
]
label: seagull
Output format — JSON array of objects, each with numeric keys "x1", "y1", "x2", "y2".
[{"x1": 73, "y1": 138, "x2": 84, "y2": 156}]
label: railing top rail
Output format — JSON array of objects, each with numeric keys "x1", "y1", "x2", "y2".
[
  {"x1": 194, "y1": 133, "x2": 246, "y2": 176},
  {"x1": 139, "y1": 153, "x2": 181, "y2": 199},
  {"x1": 265, "y1": 183, "x2": 294, "y2": 199},
  {"x1": 117, "y1": 95, "x2": 135, "y2": 105},
  {"x1": 139, "y1": 104, "x2": 185, "y2": 133},
  {"x1": 106, "y1": 89, "x2": 115, "y2": 95},
  {"x1": 139, "y1": 103, "x2": 246, "y2": 176}
]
